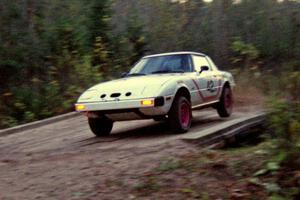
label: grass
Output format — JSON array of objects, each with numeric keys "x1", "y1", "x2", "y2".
[
  {"x1": 156, "y1": 159, "x2": 182, "y2": 173},
  {"x1": 130, "y1": 136, "x2": 299, "y2": 200}
]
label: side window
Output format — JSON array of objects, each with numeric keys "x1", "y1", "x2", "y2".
[
  {"x1": 206, "y1": 56, "x2": 218, "y2": 70},
  {"x1": 192, "y1": 55, "x2": 211, "y2": 72}
]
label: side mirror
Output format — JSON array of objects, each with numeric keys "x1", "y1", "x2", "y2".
[
  {"x1": 121, "y1": 72, "x2": 128, "y2": 78},
  {"x1": 199, "y1": 66, "x2": 209, "y2": 74}
]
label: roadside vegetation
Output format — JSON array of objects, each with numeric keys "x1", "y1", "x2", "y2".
[
  {"x1": 128, "y1": 67, "x2": 300, "y2": 199},
  {"x1": 129, "y1": 94, "x2": 300, "y2": 199},
  {"x1": 130, "y1": 138, "x2": 299, "y2": 200},
  {"x1": 0, "y1": 0, "x2": 299, "y2": 128}
]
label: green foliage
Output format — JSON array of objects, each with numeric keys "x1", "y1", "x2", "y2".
[
  {"x1": 254, "y1": 168, "x2": 268, "y2": 176},
  {"x1": 267, "y1": 194, "x2": 288, "y2": 200},
  {"x1": 231, "y1": 38, "x2": 260, "y2": 69},
  {"x1": 156, "y1": 159, "x2": 181, "y2": 172},
  {"x1": 268, "y1": 99, "x2": 300, "y2": 148},
  {"x1": 126, "y1": 10, "x2": 148, "y2": 65},
  {"x1": 268, "y1": 100, "x2": 298, "y2": 158},
  {"x1": 0, "y1": 0, "x2": 108, "y2": 128},
  {"x1": 133, "y1": 175, "x2": 160, "y2": 194},
  {"x1": 264, "y1": 182, "x2": 281, "y2": 194},
  {"x1": 0, "y1": 116, "x2": 18, "y2": 128},
  {"x1": 281, "y1": 71, "x2": 300, "y2": 101},
  {"x1": 88, "y1": 0, "x2": 112, "y2": 45},
  {"x1": 1, "y1": 0, "x2": 300, "y2": 128},
  {"x1": 265, "y1": 98, "x2": 300, "y2": 199},
  {"x1": 92, "y1": 36, "x2": 111, "y2": 73},
  {"x1": 232, "y1": 40, "x2": 259, "y2": 59}
]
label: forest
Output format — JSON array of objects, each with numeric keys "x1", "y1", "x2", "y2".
[
  {"x1": 0, "y1": 1, "x2": 300, "y2": 199},
  {"x1": 0, "y1": 0, "x2": 299, "y2": 128}
]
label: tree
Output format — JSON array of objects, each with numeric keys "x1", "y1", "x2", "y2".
[
  {"x1": 88, "y1": 0, "x2": 112, "y2": 47},
  {"x1": 211, "y1": 0, "x2": 232, "y2": 67},
  {"x1": 126, "y1": 9, "x2": 148, "y2": 65}
]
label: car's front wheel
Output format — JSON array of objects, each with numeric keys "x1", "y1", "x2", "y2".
[
  {"x1": 168, "y1": 96, "x2": 192, "y2": 133},
  {"x1": 88, "y1": 117, "x2": 113, "y2": 137}
]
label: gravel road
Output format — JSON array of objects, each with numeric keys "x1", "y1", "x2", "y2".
[{"x1": 0, "y1": 108, "x2": 261, "y2": 199}]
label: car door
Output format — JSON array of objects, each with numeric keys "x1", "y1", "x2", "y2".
[
  {"x1": 191, "y1": 55, "x2": 215, "y2": 103},
  {"x1": 205, "y1": 56, "x2": 223, "y2": 100}
]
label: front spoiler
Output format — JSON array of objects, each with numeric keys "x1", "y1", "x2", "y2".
[
  {"x1": 75, "y1": 98, "x2": 154, "y2": 112},
  {"x1": 74, "y1": 96, "x2": 173, "y2": 121}
]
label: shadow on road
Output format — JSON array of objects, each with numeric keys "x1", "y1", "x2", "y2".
[{"x1": 76, "y1": 113, "x2": 228, "y2": 147}]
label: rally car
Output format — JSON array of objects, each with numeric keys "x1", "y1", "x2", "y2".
[{"x1": 75, "y1": 52, "x2": 235, "y2": 136}]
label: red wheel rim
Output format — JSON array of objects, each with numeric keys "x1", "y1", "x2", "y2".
[
  {"x1": 180, "y1": 102, "x2": 190, "y2": 128},
  {"x1": 225, "y1": 90, "x2": 233, "y2": 111}
]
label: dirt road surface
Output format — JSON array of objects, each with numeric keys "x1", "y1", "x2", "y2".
[{"x1": 0, "y1": 108, "x2": 261, "y2": 200}]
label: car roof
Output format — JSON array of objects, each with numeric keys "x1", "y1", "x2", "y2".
[{"x1": 143, "y1": 51, "x2": 207, "y2": 58}]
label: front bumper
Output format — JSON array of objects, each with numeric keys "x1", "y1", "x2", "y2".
[
  {"x1": 75, "y1": 97, "x2": 165, "y2": 112},
  {"x1": 75, "y1": 96, "x2": 172, "y2": 121},
  {"x1": 75, "y1": 96, "x2": 173, "y2": 121}
]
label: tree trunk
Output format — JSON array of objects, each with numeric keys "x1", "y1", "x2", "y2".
[{"x1": 212, "y1": 0, "x2": 232, "y2": 68}]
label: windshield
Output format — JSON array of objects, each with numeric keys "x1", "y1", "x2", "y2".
[{"x1": 128, "y1": 54, "x2": 193, "y2": 75}]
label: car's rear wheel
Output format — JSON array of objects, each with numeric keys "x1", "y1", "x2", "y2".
[
  {"x1": 217, "y1": 86, "x2": 233, "y2": 117},
  {"x1": 168, "y1": 96, "x2": 192, "y2": 133},
  {"x1": 88, "y1": 117, "x2": 113, "y2": 137}
]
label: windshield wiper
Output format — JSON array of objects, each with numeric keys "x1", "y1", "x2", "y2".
[
  {"x1": 151, "y1": 70, "x2": 184, "y2": 74},
  {"x1": 126, "y1": 73, "x2": 146, "y2": 77}
]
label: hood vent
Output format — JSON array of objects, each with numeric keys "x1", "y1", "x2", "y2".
[{"x1": 110, "y1": 93, "x2": 121, "y2": 98}]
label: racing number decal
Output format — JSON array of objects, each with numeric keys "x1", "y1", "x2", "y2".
[
  {"x1": 191, "y1": 79, "x2": 222, "y2": 102},
  {"x1": 207, "y1": 80, "x2": 216, "y2": 92}
]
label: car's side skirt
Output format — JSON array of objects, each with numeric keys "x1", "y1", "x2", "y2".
[{"x1": 192, "y1": 100, "x2": 219, "y2": 110}]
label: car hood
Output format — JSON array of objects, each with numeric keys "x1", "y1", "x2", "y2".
[{"x1": 78, "y1": 74, "x2": 176, "y2": 102}]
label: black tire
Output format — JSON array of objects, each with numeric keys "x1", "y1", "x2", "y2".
[
  {"x1": 168, "y1": 96, "x2": 192, "y2": 133},
  {"x1": 217, "y1": 86, "x2": 233, "y2": 118},
  {"x1": 153, "y1": 115, "x2": 168, "y2": 122},
  {"x1": 88, "y1": 117, "x2": 113, "y2": 137}
]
